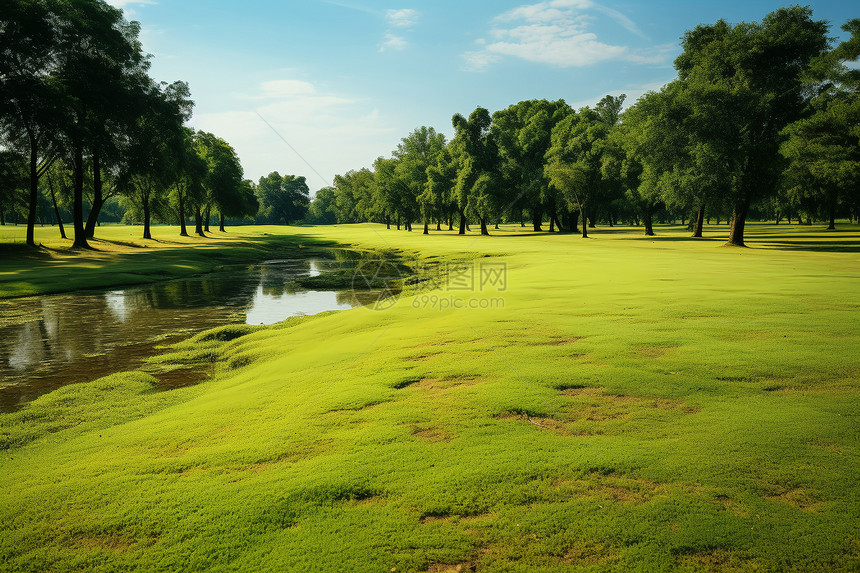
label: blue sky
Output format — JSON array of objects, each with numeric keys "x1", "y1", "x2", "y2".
[{"x1": 109, "y1": 0, "x2": 857, "y2": 192}]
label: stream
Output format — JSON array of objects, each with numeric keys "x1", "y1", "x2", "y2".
[{"x1": 0, "y1": 258, "x2": 377, "y2": 412}]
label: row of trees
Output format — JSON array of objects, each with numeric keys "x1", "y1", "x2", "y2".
[
  {"x1": 309, "y1": 8, "x2": 859, "y2": 246},
  {"x1": 0, "y1": 0, "x2": 264, "y2": 246},
  {"x1": 4, "y1": 5, "x2": 855, "y2": 247}
]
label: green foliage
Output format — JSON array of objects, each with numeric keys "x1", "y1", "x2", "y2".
[
  {"x1": 672, "y1": 6, "x2": 831, "y2": 244},
  {"x1": 546, "y1": 96, "x2": 624, "y2": 233},
  {"x1": 333, "y1": 168, "x2": 377, "y2": 223},
  {"x1": 195, "y1": 131, "x2": 254, "y2": 224},
  {"x1": 781, "y1": 94, "x2": 860, "y2": 227},
  {"x1": 780, "y1": 20, "x2": 860, "y2": 228},
  {"x1": 395, "y1": 126, "x2": 447, "y2": 229},
  {"x1": 314, "y1": 8, "x2": 857, "y2": 239},
  {"x1": 451, "y1": 108, "x2": 504, "y2": 233},
  {"x1": 256, "y1": 171, "x2": 309, "y2": 225},
  {"x1": 492, "y1": 99, "x2": 571, "y2": 229},
  {"x1": 305, "y1": 186, "x2": 338, "y2": 225},
  {"x1": 0, "y1": 151, "x2": 28, "y2": 223}
]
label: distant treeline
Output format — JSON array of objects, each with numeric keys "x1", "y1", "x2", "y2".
[{"x1": 306, "y1": 7, "x2": 860, "y2": 246}]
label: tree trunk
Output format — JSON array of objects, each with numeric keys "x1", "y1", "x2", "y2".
[
  {"x1": 827, "y1": 194, "x2": 836, "y2": 230},
  {"x1": 219, "y1": 213, "x2": 226, "y2": 232},
  {"x1": 552, "y1": 213, "x2": 562, "y2": 233},
  {"x1": 178, "y1": 193, "x2": 188, "y2": 236},
  {"x1": 26, "y1": 132, "x2": 38, "y2": 247},
  {"x1": 448, "y1": 212, "x2": 453, "y2": 231},
  {"x1": 385, "y1": 214, "x2": 390, "y2": 229},
  {"x1": 532, "y1": 206, "x2": 543, "y2": 232},
  {"x1": 396, "y1": 215, "x2": 401, "y2": 230},
  {"x1": 142, "y1": 194, "x2": 152, "y2": 240},
  {"x1": 480, "y1": 217, "x2": 489, "y2": 236},
  {"x1": 203, "y1": 205, "x2": 211, "y2": 232},
  {"x1": 423, "y1": 218, "x2": 429, "y2": 235},
  {"x1": 726, "y1": 201, "x2": 749, "y2": 247},
  {"x1": 458, "y1": 210, "x2": 467, "y2": 235},
  {"x1": 580, "y1": 204, "x2": 588, "y2": 238},
  {"x1": 72, "y1": 145, "x2": 89, "y2": 249},
  {"x1": 692, "y1": 204, "x2": 705, "y2": 238},
  {"x1": 436, "y1": 219, "x2": 441, "y2": 231},
  {"x1": 644, "y1": 209, "x2": 654, "y2": 236},
  {"x1": 48, "y1": 177, "x2": 66, "y2": 239},
  {"x1": 85, "y1": 152, "x2": 102, "y2": 238},
  {"x1": 195, "y1": 207, "x2": 205, "y2": 236},
  {"x1": 571, "y1": 210, "x2": 579, "y2": 234}
]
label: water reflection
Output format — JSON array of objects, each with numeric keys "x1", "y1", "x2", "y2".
[{"x1": 0, "y1": 258, "x2": 364, "y2": 412}]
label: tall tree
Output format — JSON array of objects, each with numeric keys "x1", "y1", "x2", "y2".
[
  {"x1": 422, "y1": 147, "x2": 458, "y2": 233},
  {"x1": 333, "y1": 168, "x2": 377, "y2": 224},
  {"x1": 451, "y1": 107, "x2": 502, "y2": 235},
  {"x1": 492, "y1": 100, "x2": 571, "y2": 231},
  {"x1": 195, "y1": 132, "x2": 248, "y2": 231},
  {"x1": 0, "y1": 151, "x2": 28, "y2": 227},
  {"x1": 373, "y1": 156, "x2": 410, "y2": 230},
  {"x1": 306, "y1": 186, "x2": 338, "y2": 225},
  {"x1": 545, "y1": 96, "x2": 624, "y2": 238},
  {"x1": 256, "y1": 172, "x2": 308, "y2": 225},
  {"x1": 603, "y1": 107, "x2": 656, "y2": 235},
  {"x1": 780, "y1": 19, "x2": 860, "y2": 230},
  {"x1": 673, "y1": 7, "x2": 830, "y2": 246},
  {"x1": 394, "y1": 126, "x2": 446, "y2": 234},
  {"x1": 121, "y1": 83, "x2": 185, "y2": 239},
  {"x1": 0, "y1": 0, "x2": 63, "y2": 246},
  {"x1": 53, "y1": 0, "x2": 152, "y2": 248},
  {"x1": 170, "y1": 127, "x2": 207, "y2": 236}
]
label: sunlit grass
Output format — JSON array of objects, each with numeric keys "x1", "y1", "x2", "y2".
[
  {"x1": 0, "y1": 224, "x2": 326, "y2": 298},
  {"x1": 1, "y1": 222, "x2": 858, "y2": 571}
]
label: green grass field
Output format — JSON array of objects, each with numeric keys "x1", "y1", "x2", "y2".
[{"x1": 1, "y1": 222, "x2": 858, "y2": 572}]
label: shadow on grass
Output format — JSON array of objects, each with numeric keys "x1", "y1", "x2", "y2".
[
  {"x1": 91, "y1": 238, "x2": 148, "y2": 249},
  {"x1": 0, "y1": 231, "x2": 337, "y2": 299},
  {"x1": 752, "y1": 240, "x2": 860, "y2": 253}
]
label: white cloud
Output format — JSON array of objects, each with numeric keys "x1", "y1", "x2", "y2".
[
  {"x1": 385, "y1": 9, "x2": 419, "y2": 28},
  {"x1": 461, "y1": 0, "x2": 665, "y2": 71},
  {"x1": 190, "y1": 79, "x2": 398, "y2": 191},
  {"x1": 379, "y1": 33, "x2": 408, "y2": 52},
  {"x1": 461, "y1": 51, "x2": 502, "y2": 72}
]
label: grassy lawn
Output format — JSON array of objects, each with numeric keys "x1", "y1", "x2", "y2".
[
  {"x1": 1, "y1": 222, "x2": 858, "y2": 572},
  {"x1": 0, "y1": 224, "x2": 338, "y2": 298}
]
